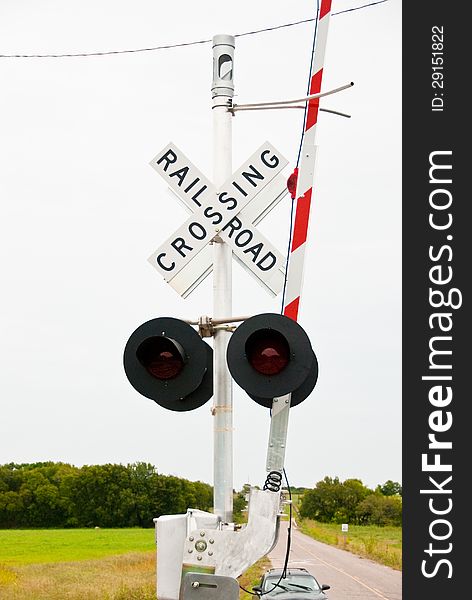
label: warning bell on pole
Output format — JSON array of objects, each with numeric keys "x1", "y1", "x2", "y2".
[
  {"x1": 123, "y1": 317, "x2": 213, "y2": 411},
  {"x1": 226, "y1": 313, "x2": 318, "y2": 408}
]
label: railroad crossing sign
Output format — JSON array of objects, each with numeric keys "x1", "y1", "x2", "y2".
[{"x1": 148, "y1": 142, "x2": 289, "y2": 297}]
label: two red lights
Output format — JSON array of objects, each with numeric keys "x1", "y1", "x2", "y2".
[{"x1": 137, "y1": 328, "x2": 291, "y2": 381}]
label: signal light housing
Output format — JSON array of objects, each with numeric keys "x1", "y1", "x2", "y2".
[
  {"x1": 123, "y1": 317, "x2": 213, "y2": 411},
  {"x1": 227, "y1": 313, "x2": 318, "y2": 408}
]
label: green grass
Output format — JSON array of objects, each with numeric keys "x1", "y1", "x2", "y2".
[
  {"x1": 0, "y1": 529, "x2": 156, "y2": 599},
  {"x1": 0, "y1": 552, "x2": 156, "y2": 600},
  {"x1": 238, "y1": 556, "x2": 271, "y2": 600},
  {"x1": 298, "y1": 520, "x2": 402, "y2": 570},
  {"x1": 0, "y1": 528, "x2": 273, "y2": 599},
  {"x1": 0, "y1": 528, "x2": 155, "y2": 566}
]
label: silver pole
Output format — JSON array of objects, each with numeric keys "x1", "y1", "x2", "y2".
[{"x1": 212, "y1": 34, "x2": 235, "y2": 523}]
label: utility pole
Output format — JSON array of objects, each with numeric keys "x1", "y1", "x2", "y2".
[{"x1": 211, "y1": 35, "x2": 235, "y2": 524}]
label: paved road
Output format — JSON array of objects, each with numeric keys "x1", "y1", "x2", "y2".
[{"x1": 267, "y1": 522, "x2": 401, "y2": 600}]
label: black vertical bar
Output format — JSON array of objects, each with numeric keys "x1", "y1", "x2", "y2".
[{"x1": 403, "y1": 3, "x2": 467, "y2": 598}]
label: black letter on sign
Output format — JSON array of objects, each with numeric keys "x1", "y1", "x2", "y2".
[
  {"x1": 235, "y1": 229, "x2": 254, "y2": 247},
  {"x1": 189, "y1": 222, "x2": 207, "y2": 241},
  {"x1": 171, "y1": 237, "x2": 193, "y2": 258},
  {"x1": 241, "y1": 165, "x2": 264, "y2": 188},
  {"x1": 244, "y1": 242, "x2": 263, "y2": 263},
  {"x1": 223, "y1": 216, "x2": 242, "y2": 238},
  {"x1": 257, "y1": 252, "x2": 276, "y2": 271},
  {"x1": 184, "y1": 177, "x2": 200, "y2": 193},
  {"x1": 191, "y1": 185, "x2": 208, "y2": 207},
  {"x1": 203, "y1": 206, "x2": 223, "y2": 225},
  {"x1": 218, "y1": 191, "x2": 237, "y2": 211},
  {"x1": 156, "y1": 148, "x2": 178, "y2": 171},
  {"x1": 169, "y1": 166, "x2": 189, "y2": 186},
  {"x1": 232, "y1": 181, "x2": 248, "y2": 197},
  {"x1": 260, "y1": 149, "x2": 280, "y2": 169},
  {"x1": 156, "y1": 253, "x2": 175, "y2": 272}
]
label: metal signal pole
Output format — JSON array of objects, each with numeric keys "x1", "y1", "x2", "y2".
[{"x1": 211, "y1": 35, "x2": 235, "y2": 523}]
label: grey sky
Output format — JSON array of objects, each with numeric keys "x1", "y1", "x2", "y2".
[{"x1": 0, "y1": 0, "x2": 401, "y2": 491}]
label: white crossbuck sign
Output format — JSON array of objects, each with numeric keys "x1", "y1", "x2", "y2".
[{"x1": 148, "y1": 141, "x2": 289, "y2": 298}]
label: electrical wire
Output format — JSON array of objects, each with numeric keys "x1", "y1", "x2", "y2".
[
  {"x1": 238, "y1": 469, "x2": 293, "y2": 597},
  {"x1": 283, "y1": 468, "x2": 293, "y2": 578},
  {"x1": 0, "y1": 1, "x2": 388, "y2": 59},
  {"x1": 269, "y1": 0, "x2": 317, "y2": 587},
  {"x1": 333, "y1": 0, "x2": 388, "y2": 16},
  {"x1": 242, "y1": 2, "x2": 327, "y2": 594},
  {"x1": 295, "y1": 2, "x2": 320, "y2": 169},
  {"x1": 239, "y1": 8, "x2": 322, "y2": 591},
  {"x1": 280, "y1": 0, "x2": 319, "y2": 314}
]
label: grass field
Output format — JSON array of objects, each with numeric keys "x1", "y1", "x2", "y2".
[
  {"x1": 298, "y1": 519, "x2": 402, "y2": 570},
  {"x1": 0, "y1": 529, "x2": 156, "y2": 566},
  {"x1": 0, "y1": 529, "x2": 156, "y2": 599},
  {"x1": 0, "y1": 523, "x2": 400, "y2": 597},
  {"x1": 0, "y1": 528, "x2": 269, "y2": 599}
]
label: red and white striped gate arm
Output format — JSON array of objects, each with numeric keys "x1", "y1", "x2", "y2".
[{"x1": 283, "y1": 0, "x2": 332, "y2": 322}]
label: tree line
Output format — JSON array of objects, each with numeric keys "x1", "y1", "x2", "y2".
[
  {"x1": 0, "y1": 462, "x2": 213, "y2": 529},
  {"x1": 298, "y1": 477, "x2": 402, "y2": 526},
  {"x1": 1, "y1": 464, "x2": 401, "y2": 529}
]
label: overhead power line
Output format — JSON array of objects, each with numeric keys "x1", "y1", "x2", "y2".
[{"x1": 0, "y1": 1, "x2": 388, "y2": 59}]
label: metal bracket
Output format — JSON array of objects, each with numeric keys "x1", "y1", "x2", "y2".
[
  {"x1": 180, "y1": 573, "x2": 239, "y2": 599},
  {"x1": 197, "y1": 315, "x2": 214, "y2": 338},
  {"x1": 188, "y1": 315, "x2": 251, "y2": 338},
  {"x1": 230, "y1": 81, "x2": 354, "y2": 112},
  {"x1": 182, "y1": 488, "x2": 281, "y2": 579},
  {"x1": 266, "y1": 394, "x2": 291, "y2": 473}
]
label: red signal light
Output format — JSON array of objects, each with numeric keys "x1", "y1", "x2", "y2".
[
  {"x1": 287, "y1": 167, "x2": 299, "y2": 200},
  {"x1": 246, "y1": 329, "x2": 290, "y2": 376},
  {"x1": 124, "y1": 317, "x2": 214, "y2": 411},
  {"x1": 227, "y1": 313, "x2": 317, "y2": 407},
  {"x1": 136, "y1": 337, "x2": 184, "y2": 380}
]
